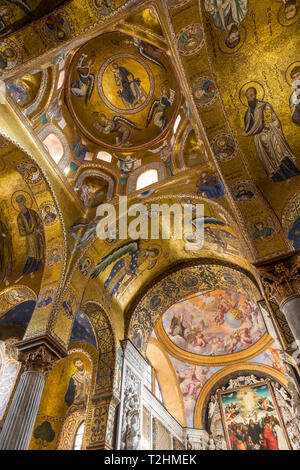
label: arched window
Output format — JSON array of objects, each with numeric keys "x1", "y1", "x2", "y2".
[
  {"x1": 173, "y1": 115, "x2": 181, "y2": 134},
  {"x1": 42, "y1": 133, "x2": 64, "y2": 164},
  {"x1": 96, "y1": 151, "x2": 112, "y2": 163},
  {"x1": 57, "y1": 71, "x2": 65, "y2": 90},
  {"x1": 73, "y1": 421, "x2": 85, "y2": 450},
  {"x1": 145, "y1": 363, "x2": 153, "y2": 391},
  {"x1": 136, "y1": 169, "x2": 158, "y2": 191},
  {"x1": 154, "y1": 377, "x2": 163, "y2": 404}
]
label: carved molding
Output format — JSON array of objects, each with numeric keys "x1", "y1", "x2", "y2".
[
  {"x1": 143, "y1": 387, "x2": 183, "y2": 441},
  {"x1": 120, "y1": 366, "x2": 141, "y2": 450},
  {"x1": 122, "y1": 340, "x2": 148, "y2": 378},
  {"x1": 257, "y1": 254, "x2": 300, "y2": 306},
  {"x1": 184, "y1": 428, "x2": 209, "y2": 450}
]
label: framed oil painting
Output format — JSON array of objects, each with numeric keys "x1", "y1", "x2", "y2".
[{"x1": 218, "y1": 381, "x2": 291, "y2": 450}]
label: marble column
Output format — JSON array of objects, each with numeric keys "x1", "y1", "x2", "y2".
[
  {"x1": 257, "y1": 253, "x2": 300, "y2": 352},
  {"x1": 0, "y1": 341, "x2": 62, "y2": 450}
]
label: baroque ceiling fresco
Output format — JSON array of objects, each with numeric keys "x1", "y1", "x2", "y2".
[
  {"x1": 160, "y1": 289, "x2": 266, "y2": 357},
  {"x1": 0, "y1": 0, "x2": 299, "y2": 451}
]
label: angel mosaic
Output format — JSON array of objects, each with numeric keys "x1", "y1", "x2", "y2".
[
  {"x1": 91, "y1": 240, "x2": 160, "y2": 298},
  {"x1": 7, "y1": 81, "x2": 29, "y2": 104},
  {"x1": 146, "y1": 86, "x2": 176, "y2": 131},
  {"x1": 0, "y1": 6, "x2": 11, "y2": 35},
  {"x1": 123, "y1": 37, "x2": 167, "y2": 71},
  {"x1": 93, "y1": 113, "x2": 141, "y2": 147},
  {"x1": 71, "y1": 53, "x2": 95, "y2": 104},
  {"x1": 148, "y1": 138, "x2": 174, "y2": 177},
  {"x1": 5, "y1": 0, "x2": 33, "y2": 16}
]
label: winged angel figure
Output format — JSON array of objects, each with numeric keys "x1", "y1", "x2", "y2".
[
  {"x1": 93, "y1": 113, "x2": 141, "y2": 147},
  {"x1": 146, "y1": 87, "x2": 176, "y2": 131},
  {"x1": 91, "y1": 240, "x2": 159, "y2": 297}
]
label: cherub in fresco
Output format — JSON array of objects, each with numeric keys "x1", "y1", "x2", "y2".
[
  {"x1": 226, "y1": 327, "x2": 251, "y2": 352},
  {"x1": 178, "y1": 365, "x2": 209, "y2": 398},
  {"x1": 267, "y1": 347, "x2": 283, "y2": 372},
  {"x1": 214, "y1": 296, "x2": 231, "y2": 326},
  {"x1": 208, "y1": 336, "x2": 225, "y2": 354},
  {"x1": 226, "y1": 331, "x2": 241, "y2": 352},
  {"x1": 238, "y1": 327, "x2": 252, "y2": 346},
  {"x1": 214, "y1": 310, "x2": 226, "y2": 327},
  {"x1": 186, "y1": 326, "x2": 208, "y2": 349}
]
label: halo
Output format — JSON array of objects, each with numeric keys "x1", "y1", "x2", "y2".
[
  {"x1": 285, "y1": 61, "x2": 300, "y2": 86},
  {"x1": 277, "y1": 2, "x2": 299, "y2": 27},
  {"x1": 218, "y1": 25, "x2": 246, "y2": 55},
  {"x1": 11, "y1": 190, "x2": 32, "y2": 211},
  {"x1": 239, "y1": 81, "x2": 265, "y2": 107},
  {"x1": 145, "y1": 243, "x2": 162, "y2": 258},
  {"x1": 2, "y1": 45, "x2": 16, "y2": 61},
  {"x1": 177, "y1": 24, "x2": 204, "y2": 56},
  {"x1": 49, "y1": 244, "x2": 61, "y2": 255}
]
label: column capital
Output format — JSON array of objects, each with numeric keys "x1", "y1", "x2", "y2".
[
  {"x1": 256, "y1": 253, "x2": 300, "y2": 305},
  {"x1": 17, "y1": 335, "x2": 67, "y2": 377}
]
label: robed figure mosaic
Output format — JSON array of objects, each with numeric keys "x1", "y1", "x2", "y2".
[
  {"x1": 15, "y1": 194, "x2": 45, "y2": 280},
  {"x1": 64, "y1": 357, "x2": 92, "y2": 415},
  {"x1": 243, "y1": 87, "x2": 300, "y2": 182},
  {"x1": 204, "y1": 0, "x2": 248, "y2": 49}
]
